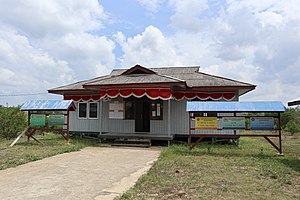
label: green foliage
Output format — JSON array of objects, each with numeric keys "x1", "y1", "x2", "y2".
[
  {"x1": 286, "y1": 121, "x2": 300, "y2": 135},
  {"x1": 281, "y1": 108, "x2": 298, "y2": 129},
  {"x1": 0, "y1": 106, "x2": 27, "y2": 139},
  {"x1": 281, "y1": 107, "x2": 300, "y2": 134}
]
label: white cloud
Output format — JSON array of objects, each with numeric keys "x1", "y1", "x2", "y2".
[
  {"x1": 0, "y1": 27, "x2": 74, "y2": 105},
  {"x1": 0, "y1": 0, "x2": 115, "y2": 105},
  {"x1": 136, "y1": 0, "x2": 163, "y2": 13},
  {"x1": 37, "y1": 33, "x2": 115, "y2": 79},
  {"x1": 0, "y1": 0, "x2": 105, "y2": 38},
  {"x1": 168, "y1": 0, "x2": 209, "y2": 31},
  {"x1": 116, "y1": 25, "x2": 181, "y2": 67}
]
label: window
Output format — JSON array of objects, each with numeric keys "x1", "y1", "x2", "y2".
[
  {"x1": 125, "y1": 101, "x2": 134, "y2": 119},
  {"x1": 78, "y1": 102, "x2": 99, "y2": 119},
  {"x1": 150, "y1": 101, "x2": 163, "y2": 120},
  {"x1": 78, "y1": 103, "x2": 87, "y2": 118},
  {"x1": 89, "y1": 102, "x2": 98, "y2": 119}
]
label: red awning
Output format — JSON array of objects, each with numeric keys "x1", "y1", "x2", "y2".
[{"x1": 64, "y1": 89, "x2": 235, "y2": 101}]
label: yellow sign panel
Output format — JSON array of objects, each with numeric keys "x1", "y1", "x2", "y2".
[{"x1": 195, "y1": 117, "x2": 218, "y2": 130}]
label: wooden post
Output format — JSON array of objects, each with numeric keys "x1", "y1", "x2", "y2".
[
  {"x1": 188, "y1": 112, "x2": 192, "y2": 150},
  {"x1": 168, "y1": 99, "x2": 171, "y2": 146},
  {"x1": 27, "y1": 111, "x2": 30, "y2": 127},
  {"x1": 66, "y1": 109, "x2": 70, "y2": 143},
  {"x1": 278, "y1": 112, "x2": 283, "y2": 155}
]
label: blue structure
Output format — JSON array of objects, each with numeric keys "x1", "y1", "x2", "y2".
[
  {"x1": 19, "y1": 100, "x2": 76, "y2": 143},
  {"x1": 20, "y1": 100, "x2": 75, "y2": 111},
  {"x1": 186, "y1": 101, "x2": 285, "y2": 154},
  {"x1": 186, "y1": 101, "x2": 285, "y2": 112}
]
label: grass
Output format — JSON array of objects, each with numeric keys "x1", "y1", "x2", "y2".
[
  {"x1": 120, "y1": 134, "x2": 300, "y2": 200},
  {"x1": 0, "y1": 132, "x2": 299, "y2": 199},
  {"x1": 0, "y1": 133, "x2": 103, "y2": 170}
]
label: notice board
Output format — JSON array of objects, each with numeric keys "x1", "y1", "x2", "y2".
[
  {"x1": 195, "y1": 117, "x2": 218, "y2": 130},
  {"x1": 109, "y1": 101, "x2": 124, "y2": 119}
]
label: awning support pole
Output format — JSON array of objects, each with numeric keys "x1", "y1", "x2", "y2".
[{"x1": 99, "y1": 100, "x2": 103, "y2": 135}]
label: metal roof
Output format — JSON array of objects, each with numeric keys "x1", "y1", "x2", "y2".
[
  {"x1": 20, "y1": 100, "x2": 75, "y2": 111},
  {"x1": 186, "y1": 101, "x2": 286, "y2": 112},
  {"x1": 288, "y1": 99, "x2": 300, "y2": 106}
]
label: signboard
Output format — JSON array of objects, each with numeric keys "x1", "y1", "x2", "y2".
[
  {"x1": 30, "y1": 114, "x2": 45, "y2": 126},
  {"x1": 109, "y1": 101, "x2": 124, "y2": 119},
  {"x1": 195, "y1": 117, "x2": 218, "y2": 130},
  {"x1": 48, "y1": 115, "x2": 65, "y2": 126},
  {"x1": 250, "y1": 117, "x2": 274, "y2": 130},
  {"x1": 222, "y1": 117, "x2": 245, "y2": 129}
]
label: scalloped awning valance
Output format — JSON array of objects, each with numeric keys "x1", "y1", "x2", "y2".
[{"x1": 64, "y1": 89, "x2": 236, "y2": 101}]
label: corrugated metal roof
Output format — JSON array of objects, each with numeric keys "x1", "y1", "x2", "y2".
[
  {"x1": 186, "y1": 101, "x2": 286, "y2": 112},
  {"x1": 20, "y1": 100, "x2": 75, "y2": 111}
]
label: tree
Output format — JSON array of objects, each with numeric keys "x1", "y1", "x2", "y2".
[
  {"x1": 0, "y1": 106, "x2": 27, "y2": 139},
  {"x1": 281, "y1": 107, "x2": 300, "y2": 135},
  {"x1": 286, "y1": 121, "x2": 300, "y2": 135}
]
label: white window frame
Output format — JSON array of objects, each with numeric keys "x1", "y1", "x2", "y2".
[
  {"x1": 77, "y1": 101, "x2": 99, "y2": 119},
  {"x1": 88, "y1": 102, "x2": 99, "y2": 119},
  {"x1": 78, "y1": 102, "x2": 88, "y2": 119}
]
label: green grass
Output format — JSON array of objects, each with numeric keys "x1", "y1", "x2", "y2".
[
  {"x1": 120, "y1": 134, "x2": 300, "y2": 200},
  {"x1": 0, "y1": 133, "x2": 103, "y2": 170}
]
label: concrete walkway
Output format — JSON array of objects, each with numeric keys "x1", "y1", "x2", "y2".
[{"x1": 0, "y1": 147, "x2": 161, "y2": 200}]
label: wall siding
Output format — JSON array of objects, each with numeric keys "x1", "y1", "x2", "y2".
[
  {"x1": 69, "y1": 93, "x2": 239, "y2": 135},
  {"x1": 170, "y1": 99, "x2": 189, "y2": 135},
  {"x1": 69, "y1": 102, "x2": 100, "y2": 132},
  {"x1": 101, "y1": 100, "x2": 134, "y2": 133}
]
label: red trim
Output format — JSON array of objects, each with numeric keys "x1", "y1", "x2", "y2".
[
  {"x1": 133, "y1": 89, "x2": 146, "y2": 97},
  {"x1": 64, "y1": 91, "x2": 236, "y2": 101},
  {"x1": 107, "y1": 90, "x2": 119, "y2": 97},
  {"x1": 84, "y1": 82, "x2": 185, "y2": 89}
]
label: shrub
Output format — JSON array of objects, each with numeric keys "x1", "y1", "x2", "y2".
[
  {"x1": 0, "y1": 106, "x2": 27, "y2": 139},
  {"x1": 285, "y1": 120, "x2": 300, "y2": 135}
]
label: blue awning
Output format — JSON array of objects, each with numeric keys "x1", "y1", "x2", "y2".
[
  {"x1": 20, "y1": 100, "x2": 76, "y2": 111},
  {"x1": 186, "y1": 101, "x2": 286, "y2": 112}
]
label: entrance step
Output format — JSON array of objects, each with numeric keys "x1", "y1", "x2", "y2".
[{"x1": 112, "y1": 138, "x2": 151, "y2": 147}]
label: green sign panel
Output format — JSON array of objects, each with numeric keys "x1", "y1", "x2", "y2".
[
  {"x1": 30, "y1": 114, "x2": 45, "y2": 126},
  {"x1": 222, "y1": 117, "x2": 245, "y2": 129},
  {"x1": 48, "y1": 115, "x2": 65, "y2": 126}
]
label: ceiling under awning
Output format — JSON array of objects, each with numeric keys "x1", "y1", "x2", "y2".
[{"x1": 63, "y1": 89, "x2": 236, "y2": 101}]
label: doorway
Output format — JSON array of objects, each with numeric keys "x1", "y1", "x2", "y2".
[{"x1": 135, "y1": 101, "x2": 150, "y2": 132}]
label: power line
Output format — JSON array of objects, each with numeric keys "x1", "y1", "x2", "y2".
[{"x1": 0, "y1": 93, "x2": 49, "y2": 97}]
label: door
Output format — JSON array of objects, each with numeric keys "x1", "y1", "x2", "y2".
[{"x1": 135, "y1": 101, "x2": 150, "y2": 132}]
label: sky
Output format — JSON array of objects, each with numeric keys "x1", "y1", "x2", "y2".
[{"x1": 0, "y1": 0, "x2": 299, "y2": 106}]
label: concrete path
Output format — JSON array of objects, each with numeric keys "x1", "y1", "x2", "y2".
[{"x1": 0, "y1": 147, "x2": 161, "y2": 200}]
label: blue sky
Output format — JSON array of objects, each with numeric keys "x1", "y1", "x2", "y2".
[{"x1": 0, "y1": 0, "x2": 300, "y2": 106}]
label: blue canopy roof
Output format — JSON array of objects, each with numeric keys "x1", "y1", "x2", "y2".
[
  {"x1": 20, "y1": 100, "x2": 75, "y2": 111},
  {"x1": 186, "y1": 101, "x2": 285, "y2": 112}
]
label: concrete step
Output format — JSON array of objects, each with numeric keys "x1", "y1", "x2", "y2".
[{"x1": 112, "y1": 138, "x2": 151, "y2": 147}]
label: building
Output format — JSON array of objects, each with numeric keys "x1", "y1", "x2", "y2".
[
  {"x1": 288, "y1": 99, "x2": 300, "y2": 106},
  {"x1": 48, "y1": 65, "x2": 255, "y2": 141}
]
